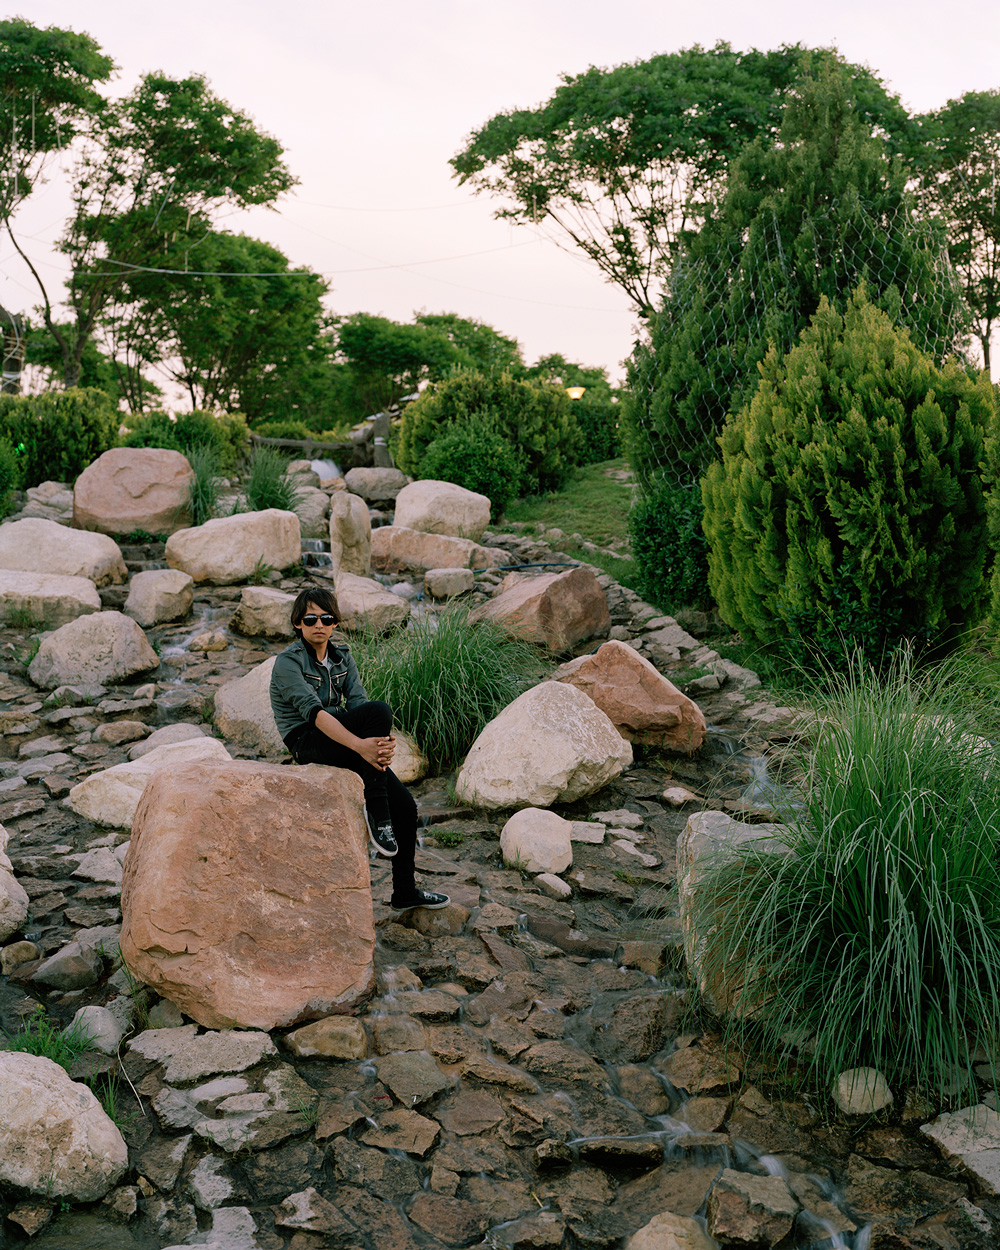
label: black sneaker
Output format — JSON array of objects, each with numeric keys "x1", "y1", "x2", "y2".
[
  {"x1": 390, "y1": 888, "x2": 451, "y2": 912},
  {"x1": 364, "y1": 807, "x2": 398, "y2": 858}
]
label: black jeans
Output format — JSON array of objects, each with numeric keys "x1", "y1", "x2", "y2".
[{"x1": 290, "y1": 700, "x2": 417, "y2": 895}]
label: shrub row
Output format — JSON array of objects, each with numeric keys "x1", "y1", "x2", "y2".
[
  {"x1": 122, "y1": 409, "x2": 249, "y2": 474},
  {"x1": 0, "y1": 389, "x2": 120, "y2": 489}
]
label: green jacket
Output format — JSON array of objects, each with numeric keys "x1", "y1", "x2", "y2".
[{"x1": 269, "y1": 634, "x2": 368, "y2": 746}]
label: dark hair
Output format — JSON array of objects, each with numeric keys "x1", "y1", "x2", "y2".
[{"x1": 290, "y1": 587, "x2": 340, "y2": 636}]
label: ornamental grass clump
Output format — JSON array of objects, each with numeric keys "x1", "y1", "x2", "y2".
[
  {"x1": 351, "y1": 608, "x2": 543, "y2": 773},
  {"x1": 243, "y1": 445, "x2": 301, "y2": 513},
  {"x1": 692, "y1": 652, "x2": 1000, "y2": 1101}
]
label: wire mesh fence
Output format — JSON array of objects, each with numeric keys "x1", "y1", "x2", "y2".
[{"x1": 625, "y1": 197, "x2": 971, "y2": 491}]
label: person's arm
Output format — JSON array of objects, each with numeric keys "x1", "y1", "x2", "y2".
[{"x1": 314, "y1": 708, "x2": 394, "y2": 770}]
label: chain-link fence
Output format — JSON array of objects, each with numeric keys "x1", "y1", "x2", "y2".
[{"x1": 625, "y1": 197, "x2": 971, "y2": 490}]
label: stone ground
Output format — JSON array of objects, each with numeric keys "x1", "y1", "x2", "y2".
[{"x1": 0, "y1": 530, "x2": 998, "y2": 1249}]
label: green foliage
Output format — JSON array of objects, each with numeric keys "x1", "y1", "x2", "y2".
[
  {"x1": 351, "y1": 608, "x2": 543, "y2": 773},
  {"x1": 0, "y1": 434, "x2": 22, "y2": 518},
  {"x1": 186, "y1": 444, "x2": 220, "y2": 527},
  {"x1": 6, "y1": 605, "x2": 42, "y2": 631},
  {"x1": 0, "y1": 388, "x2": 119, "y2": 487},
  {"x1": 3, "y1": 1005, "x2": 95, "y2": 1071},
  {"x1": 420, "y1": 417, "x2": 523, "y2": 518},
  {"x1": 123, "y1": 408, "x2": 248, "y2": 474},
  {"x1": 243, "y1": 445, "x2": 301, "y2": 514},
  {"x1": 623, "y1": 65, "x2": 966, "y2": 487},
  {"x1": 431, "y1": 826, "x2": 466, "y2": 848},
  {"x1": 628, "y1": 479, "x2": 711, "y2": 611},
  {"x1": 913, "y1": 89, "x2": 1000, "y2": 375},
  {"x1": 0, "y1": 18, "x2": 113, "y2": 218},
  {"x1": 254, "y1": 418, "x2": 311, "y2": 440},
  {"x1": 336, "y1": 313, "x2": 462, "y2": 415},
  {"x1": 691, "y1": 653, "x2": 1000, "y2": 1101},
  {"x1": 702, "y1": 289, "x2": 996, "y2": 665},
  {"x1": 524, "y1": 354, "x2": 620, "y2": 464},
  {"x1": 452, "y1": 42, "x2": 910, "y2": 313},
  {"x1": 247, "y1": 557, "x2": 275, "y2": 586},
  {"x1": 399, "y1": 367, "x2": 579, "y2": 495},
  {"x1": 414, "y1": 312, "x2": 523, "y2": 371}
]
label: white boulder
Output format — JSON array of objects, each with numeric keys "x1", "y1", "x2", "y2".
[
  {"x1": 214, "y1": 658, "x2": 284, "y2": 755},
  {"x1": 296, "y1": 485, "x2": 330, "y2": 540},
  {"x1": 833, "y1": 1068, "x2": 893, "y2": 1116},
  {"x1": 455, "y1": 682, "x2": 632, "y2": 810},
  {"x1": 424, "y1": 567, "x2": 475, "y2": 599},
  {"x1": 394, "y1": 480, "x2": 491, "y2": 541},
  {"x1": 0, "y1": 518, "x2": 127, "y2": 586},
  {"x1": 128, "y1": 722, "x2": 210, "y2": 760},
  {"x1": 372, "y1": 525, "x2": 498, "y2": 575},
  {"x1": 73, "y1": 447, "x2": 194, "y2": 536},
  {"x1": 500, "y1": 809, "x2": 573, "y2": 874},
  {"x1": 344, "y1": 466, "x2": 408, "y2": 503},
  {"x1": 392, "y1": 731, "x2": 427, "y2": 784},
  {"x1": 0, "y1": 570, "x2": 101, "y2": 628},
  {"x1": 124, "y1": 568, "x2": 195, "y2": 627},
  {"x1": 28, "y1": 611, "x2": 159, "y2": 689},
  {"x1": 0, "y1": 1052, "x2": 128, "y2": 1200},
  {"x1": 229, "y1": 586, "x2": 296, "y2": 639},
  {"x1": 165, "y1": 510, "x2": 301, "y2": 585},
  {"x1": 329, "y1": 492, "x2": 372, "y2": 577},
  {"x1": 0, "y1": 823, "x2": 29, "y2": 942},
  {"x1": 335, "y1": 571, "x2": 411, "y2": 634},
  {"x1": 67, "y1": 737, "x2": 233, "y2": 829}
]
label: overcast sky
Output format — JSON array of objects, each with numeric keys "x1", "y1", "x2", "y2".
[{"x1": 5, "y1": 0, "x2": 999, "y2": 385}]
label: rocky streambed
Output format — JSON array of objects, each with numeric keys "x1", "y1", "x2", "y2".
[{"x1": 0, "y1": 530, "x2": 997, "y2": 1250}]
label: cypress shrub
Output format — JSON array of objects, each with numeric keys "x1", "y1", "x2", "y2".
[
  {"x1": 628, "y1": 479, "x2": 711, "y2": 610},
  {"x1": 397, "y1": 368, "x2": 579, "y2": 495},
  {"x1": 0, "y1": 389, "x2": 120, "y2": 488},
  {"x1": 702, "y1": 288, "x2": 996, "y2": 664}
]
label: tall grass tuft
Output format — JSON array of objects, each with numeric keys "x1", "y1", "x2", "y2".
[
  {"x1": 186, "y1": 444, "x2": 220, "y2": 527},
  {"x1": 4, "y1": 1005, "x2": 95, "y2": 1071},
  {"x1": 692, "y1": 650, "x2": 1000, "y2": 1101},
  {"x1": 243, "y1": 445, "x2": 301, "y2": 514},
  {"x1": 351, "y1": 608, "x2": 543, "y2": 773}
]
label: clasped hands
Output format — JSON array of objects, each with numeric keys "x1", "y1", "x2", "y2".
[{"x1": 357, "y1": 734, "x2": 396, "y2": 771}]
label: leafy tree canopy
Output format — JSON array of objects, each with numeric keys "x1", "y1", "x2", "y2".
[
  {"x1": 913, "y1": 90, "x2": 1000, "y2": 373},
  {"x1": 413, "y1": 311, "x2": 523, "y2": 371},
  {"x1": 335, "y1": 313, "x2": 462, "y2": 413},
  {"x1": 452, "y1": 43, "x2": 910, "y2": 313}
]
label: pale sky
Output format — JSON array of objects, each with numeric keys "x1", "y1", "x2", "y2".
[{"x1": 4, "y1": 0, "x2": 999, "y2": 385}]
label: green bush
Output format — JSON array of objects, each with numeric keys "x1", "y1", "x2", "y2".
[
  {"x1": 691, "y1": 653, "x2": 1000, "y2": 1101},
  {"x1": 0, "y1": 435, "x2": 23, "y2": 519},
  {"x1": 0, "y1": 388, "x2": 119, "y2": 488},
  {"x1": 243, "y1": 445, "x2": 301, "y2": 513},
  {"x1": 702, "y1": 289, "x2": 996, "y2": 665},
  {"x1": 420, "y1": 417, "x2": 524, "y2": 518},
  {"x1": 254, "y1": 418, "x2": 311, "y2": 440},
  {"x1": 628, "y1": 478, "x2": 711, "y2": 611},
  {"x1": 350, "y1": 608, "x2": 543, "y2": 773},
  {"x1": 123, "y1": 409, "x2": 248, "y2": 474},
  {"x1": 573, "y1": 396, "x2": 620, "y2": 465},
  {"x1": 398, "y1": 368, "x2": 579, "y2": 495}
]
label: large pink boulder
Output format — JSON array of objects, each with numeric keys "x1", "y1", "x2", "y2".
[
  {"x1": 121, "y1": 760, "x2": 375, "y2": 1029},
  {"x1": 554, "y1": 640, "x2": 706, "y2": 754},
  {"x1": 470, "y1": 566, "x2": 610, "y2": 653},
  {"x1": 74, "y1": 448, "x2": 194, "y2": 535}
]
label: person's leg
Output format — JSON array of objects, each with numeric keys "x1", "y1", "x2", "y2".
[{"x1": 383, "y1": 767, "x2": 417, "y2": 896}]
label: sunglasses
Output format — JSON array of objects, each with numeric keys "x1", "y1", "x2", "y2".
[{"x1": 300, "y1": 614, "x2": 336, "y2": 626}]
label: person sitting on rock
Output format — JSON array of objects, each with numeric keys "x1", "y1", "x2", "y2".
[{"x1": 269, "y1": 587, "x2": 449, "y2": 913}]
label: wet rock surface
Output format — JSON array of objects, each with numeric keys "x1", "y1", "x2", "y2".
[{"x1": 0, "y1": 528, "x2": 996, "y2": 1248}]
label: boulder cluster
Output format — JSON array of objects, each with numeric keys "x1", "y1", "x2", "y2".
[{"x1": 0, "y1": 450, "x2": 995, "y2": 1248}]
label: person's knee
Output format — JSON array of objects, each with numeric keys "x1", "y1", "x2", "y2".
[{"x1": 367, "y1": 700, "x2": 393, "y2": 732}]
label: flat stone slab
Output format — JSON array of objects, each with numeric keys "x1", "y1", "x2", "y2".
[
  {"x1": 129, "y1": 1027, "x2": 277, "y2": 1084},
  {"x1": 921, "y1": 1104, "x2": 1000, "y2": 1194}
]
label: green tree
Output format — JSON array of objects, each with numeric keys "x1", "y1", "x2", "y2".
[
  {"x1": 702, "y1": 289, "x2": 995, "y2": 664},
  {"x1": 335, "y1": 313, "x2": 461, "y2": 414},
  {"x1": 914, "y1": 91, "x2": 1000, "y2": 375},
  {"x1": 0, "y1": 18, "x2": 113, "y2": 395},
  {"x1": 17, "y1": 70, "x2": 294, "y2": 389},
  {"x1": 452, "y1": 43, "x2": 910, "y2": 314},
  {"x1": 622, "y1": 65, "x2": 967, "y2": 488},
  {"x1": 413, "y1": 312, "x2": 523, "y2": 371},
  {"x1": 112, "y1": 230, "x2": 330, "y2": 423}
]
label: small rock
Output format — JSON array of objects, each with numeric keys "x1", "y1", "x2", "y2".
[
  {"x1": 501, "y1": 808, "x2": 573, "y2": 874},
  {"x1": 706, "y1": 1168, "x2": 799, "y2": 1246},
  {"x1": 94, "y1": 720, "x2": 150, "y2": 746},
  {"x1": 536, "y1": 873, "x2": 572, "y2": 900},
  {"x1": 625, "y1": 1211, "x2": 717, "y2": 1250},
  {"x1": 571, "y1": 820, "x2": 606, "y2": 844},
  {"x1": 67, "y1": 1005, "x2": 124, "y2": 1056},
  {"x1": 284, "y1": 1017, "x2": 368, "y2": 1060},
  {"x1": 833, "y1": 1068, "x2": 893, "y2": 1116}
]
